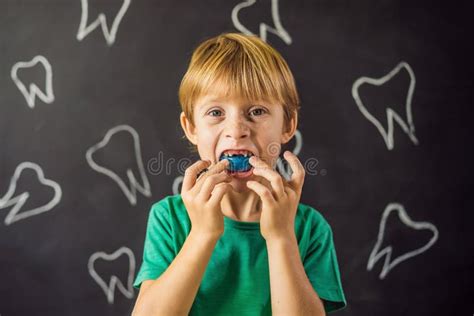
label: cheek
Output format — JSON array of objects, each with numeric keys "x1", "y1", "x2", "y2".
[
  {"x1": 196, "y1": 125, "x2": 216, "y2": 142},
  {"x1": 197, "y1": 129, "x2": 220, "y2": 160},
  {"x1": 259, "y1": 136, "x2": 282, "y2": 164},
  {"x1": 201, "y1": 129, "x2": 219, "y2": 145}
]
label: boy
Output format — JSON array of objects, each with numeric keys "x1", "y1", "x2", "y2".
[{"x1": 132, "y1": 33, "x2": 347, "y2": 315}]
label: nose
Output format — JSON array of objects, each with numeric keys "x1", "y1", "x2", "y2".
[{"x1": 224, "y1": 115, "x2": 250, "y2": 140}]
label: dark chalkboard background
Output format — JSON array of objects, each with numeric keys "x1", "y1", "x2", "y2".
[{"x1": 1, "y1": 1, "x2": 473, "y2": 315}]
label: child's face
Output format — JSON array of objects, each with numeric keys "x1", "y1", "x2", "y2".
[{"x1": 180, "y1": 90, "x2": 296, "y2": 192}]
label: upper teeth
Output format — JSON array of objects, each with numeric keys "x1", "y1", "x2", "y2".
[{"x1": 222, "y1": 151, "x2": 254, "y2": 157}]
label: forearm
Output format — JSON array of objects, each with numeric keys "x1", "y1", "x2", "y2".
[
  {"x1": 266, "y1": 234, "x2": 326, "y2": 316},
  {"x1": 132, "y1": 231, "x2": 219, "y2": 316}
]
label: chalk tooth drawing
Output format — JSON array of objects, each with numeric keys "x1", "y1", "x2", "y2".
[
  {"x1": 11, "y1": 55, "x2": 54, "y2": 108},
  {"x1": 232, "y1": 0, "x2": 292, "y2": 45},
  {"x1": 0, "y1": 162, "x2": 62, "y2": 225},
  {"x1": 352, "y1": 61, "x2": 419, "y2": 150},
  {"x1": 86, "y1": 125, "x2": 151, "y2": 205},
  {"x1": 77, "y1": 0, "x2": 131, "y2": 46},
  {"x1": 172, "y1": 175, "x2": 183, "y2": 196},
  {"x1": 88, "y1": 246, "x2": 135, "y2": 304},
  {"x1": 367, "y1": 202, "x2": 439, "y2": 280}
]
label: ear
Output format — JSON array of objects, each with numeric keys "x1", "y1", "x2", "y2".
[
  {"x1": 180, "y1": 111, "x2": 198, "y2": 145},
  {"x1": 281, "y1": 110, "x2": 298, "y2": 145}
]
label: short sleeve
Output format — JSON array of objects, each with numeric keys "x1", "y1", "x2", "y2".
[
  {"x1": 303, "y1": 220, "x2": 347, "y2": 313},
  {"x1": 133, "y1": 201, "x2": 176, "y2": 290}
]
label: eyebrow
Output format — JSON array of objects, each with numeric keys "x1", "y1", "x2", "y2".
[
  {"x1": 201, "y1": 96, "x2": 224, "y2": 105},
  {"x1": 197, "y1": 96, "x2": 271, "y2": 114},
  {"x1": 196, "y1": 96, "x2": 225, "y2": 112}
]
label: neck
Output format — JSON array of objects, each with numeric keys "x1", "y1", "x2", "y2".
[{"x1": 220, "y1": 188, "x2": 262, "y2": 222}]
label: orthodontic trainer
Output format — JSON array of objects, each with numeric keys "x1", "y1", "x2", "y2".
[{"x1": 219, "y1": 153, "x2": 252, "y2": 172}]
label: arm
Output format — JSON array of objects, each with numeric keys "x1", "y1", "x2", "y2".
[
  {"x1": 246, "y1": 153, "x2": 326, "y2": 315},
  {"x1": 266, "y1": 233, "x2": 326, "y2": 316},
  {"x1": 131, "y1": 231, "x2": 219, "y2": 316}
]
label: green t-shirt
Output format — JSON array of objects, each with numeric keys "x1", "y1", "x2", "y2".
[{"x1": 134, "y1": 194, "x2": 347, "y2": 315}]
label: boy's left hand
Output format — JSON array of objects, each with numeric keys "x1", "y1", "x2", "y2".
[{"x1": 246, "y1": 151, "x2": 305, "y2": 242}]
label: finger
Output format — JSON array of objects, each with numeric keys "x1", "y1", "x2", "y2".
[
  {"x1": 209, "y1": 182, "x2": 233, "y2": 206},
  {"x1": 182, "y1": 160, "x2": 211, "y2": 193},
  {"x1": 199, "y1": 173, "x2": 232, "y2": 201},
  {"x1": 195, "y1": 159, "x2": 229, "y2": 189},
  {"x1": 196, "y1": 167, "x2": 209, "y2": 181},
  {"x1": 284, "y1": 185, "x2": 296, "y2": 199},
  {"x1": 246, "y1": 180, "x2": 276, "y2": 205},
  {"x1": 249, "y1": 156, "x2": 285, "y2": 198},
  {"x1": 198, "y1": 169, "x2": 232, "y2": 200},
  {"x1": 283, "y1": 151, "x2": 305, "y2": 193}
]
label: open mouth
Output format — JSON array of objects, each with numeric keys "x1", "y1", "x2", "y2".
[{"x1": 219, "y1": 150, "x2": 255, "y2": 174}]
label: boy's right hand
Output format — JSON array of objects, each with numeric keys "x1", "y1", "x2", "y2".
[{"x1": 181, "y1": 159, "x2": 232, "y2": 239}]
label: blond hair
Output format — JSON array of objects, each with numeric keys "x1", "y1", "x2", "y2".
[{"x1": 178, "y1": 32, "x2": 300, "y2": 152}]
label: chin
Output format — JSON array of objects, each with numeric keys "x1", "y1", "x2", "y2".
[{"x1": 228, "y1": 180, "x2": 251, "y2": 194}]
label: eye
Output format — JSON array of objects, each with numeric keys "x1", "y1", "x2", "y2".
[
  {"x1": 207, "y1": 109, "x2": 222, "y2": 117},
  {"x1": 250, "y1": 108, "x2": 266, "y2": 116},
  {"x1": 206, "y1": 107, "x2": 266, "y2": 118}
]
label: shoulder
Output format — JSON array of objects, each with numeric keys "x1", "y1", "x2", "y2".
[
  {"x1": 147, "y1": 194, "x2": 191, "y2": 241},
  {"x1": 149, "y1": 193, "x2": 186, "y2": 215},
  {"x1": 295, "y1": 201, "x2": 332, "y2": 236}
]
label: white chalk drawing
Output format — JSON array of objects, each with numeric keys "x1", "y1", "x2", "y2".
[
  {"x1": 172, "y1": 175, "x2": 183, "y2": 196},
  {"x1": 171, "y1": 129, "x2": 302, "y2": 194},
  {"x1": 0, "y1": 162, "x2": 62, "y2": 225},
  {"x1": 77, "y1": 0, "x2": 131, "y2": 46},
  {"x1": 88, "y1": 246, "x2": 135, "y2": 304},
  {"x1": 11, "y1": 55, "x2": 54, "y2": 108},
  {"x1": 352, "y1": 61, "x2": 419, "y2": 150},
  {"x1": 86, "y1": 125, "x2": 151, "y2": 205},
  {"x1": 232, "y1": 0, "x2": 292, "y2": 45},
  {"x1": 367, "y1": 202, "x2": 439, "y2": 280}
]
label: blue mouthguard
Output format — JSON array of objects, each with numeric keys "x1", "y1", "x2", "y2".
[{"x1": 219, "y1": 154, "x2": 252, "y2": 172}]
